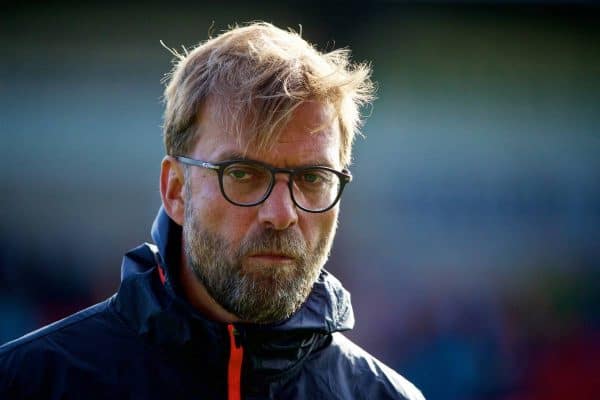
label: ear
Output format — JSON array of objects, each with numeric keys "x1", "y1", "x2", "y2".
[{"x1": 160, "y1": 156, "x2": 185, "y2": 226}]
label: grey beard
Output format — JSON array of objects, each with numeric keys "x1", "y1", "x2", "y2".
[{"x1": 183, "y1": 209, "x2": 331, "y2": 324}]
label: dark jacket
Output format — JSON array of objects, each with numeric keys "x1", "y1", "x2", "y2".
[{"x1": 0, "y1": 208, "x2": 424, "y2": 399}]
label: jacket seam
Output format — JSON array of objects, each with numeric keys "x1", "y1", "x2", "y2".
[
  {"x1": 0, "y1": 302, "x2": 109, "y2": 352},
  {"x1": 105, "y1": 299, "x2": 169, "y2": 355},
  {"x1": 106, "y1": 296, "x2": 142, "y2": 337}
]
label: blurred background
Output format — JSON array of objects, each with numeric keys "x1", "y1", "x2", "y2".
[{"x1": 1, "y1": 1, "x2": 598, "y2": 398}]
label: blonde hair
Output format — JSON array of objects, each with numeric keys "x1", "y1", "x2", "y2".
[{"x1": 162, "y1": 22, "x2": 374, "y2": 167}]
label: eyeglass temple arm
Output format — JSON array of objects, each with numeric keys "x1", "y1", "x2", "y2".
[
  {"x1": 342, "y1": 170, "x2": 352, "y2": 183},
  {"x1": 175, "y1": 156, "x2": 221, "y2": 171}
]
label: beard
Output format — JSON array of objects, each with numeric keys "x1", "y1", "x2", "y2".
[{"x1": 182, "y1": 202, "x2": 334, "y2": 324}]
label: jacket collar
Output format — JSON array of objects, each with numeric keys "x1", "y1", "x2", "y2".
[{"x1": 116, "y1": 206, "x2": 354, "y2": 343}]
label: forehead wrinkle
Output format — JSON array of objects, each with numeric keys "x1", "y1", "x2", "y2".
[{"x1": 196, "y1": 101, "x2": 341, "y2": 168}]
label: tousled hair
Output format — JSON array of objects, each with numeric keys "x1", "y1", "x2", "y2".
[{"x1": 162, "y1": 22, "x2": 374, "y2": 168}]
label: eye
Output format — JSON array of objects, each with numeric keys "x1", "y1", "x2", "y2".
[
  {"x1": 226, "y1": 167, "x2": 255, "y2": 182},
  {"x1": 301, "y1": 172, "x2": 320, "y2": 183},
  {"x1": 297, "y1": 169, "x2": 334, "y2": 187},
  {"x1": 223, "y1": 162, "x2": 269, "y2": 184},
  {"x1": 229, "y1": 169, "x2": 250, "y2": 180}
]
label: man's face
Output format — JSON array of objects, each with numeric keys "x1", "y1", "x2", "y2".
[{"x1": 182, "y1": 101, "x2": 342, "y2": 324}]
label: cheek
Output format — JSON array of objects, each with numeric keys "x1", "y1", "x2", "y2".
[
  {"x1": 323, "y1": 209, "x2": 339, "y2": 238},
  {"x1": 186, "y1": 176, "x2": 221, "y2": 226},
  {"x1": 186, "y1": 169, "x2": 226, "y2": 211},
  {"x1": 301, "y1": 208, "x2": 339, "y2": 247},
  {"x1": 190, "y1": 182, "x2": 257, "y2": 244}
]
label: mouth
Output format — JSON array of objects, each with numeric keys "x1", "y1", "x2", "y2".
[{"x1": 247, "y1": 252, "x2": 296, "y2": 263}]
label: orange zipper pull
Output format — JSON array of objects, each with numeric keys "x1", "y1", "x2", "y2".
[{"x1": 227, "y1": 324, "x2": 244, "y2": 400}]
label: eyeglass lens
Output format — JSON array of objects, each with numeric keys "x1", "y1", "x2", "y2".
[{"x1": 221, "y1": 162, "x2": 341, "y2": 211}]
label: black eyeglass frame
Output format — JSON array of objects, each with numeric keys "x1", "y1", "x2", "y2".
[{"x1": 175, "y1": 156, "x2": 352, "y2": 213}]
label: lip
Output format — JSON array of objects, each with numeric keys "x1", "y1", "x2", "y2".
[{"x1": 247, "y1": 253, "x2": 295, "y2": 262}]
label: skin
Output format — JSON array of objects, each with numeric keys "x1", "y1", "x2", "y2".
[{"x1": 160, "y1": 100, "x2": 343, "y2": 323}]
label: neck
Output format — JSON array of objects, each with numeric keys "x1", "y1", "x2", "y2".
[{"x1": 179, "y1": 245, "x2": 241, "y2": 324}]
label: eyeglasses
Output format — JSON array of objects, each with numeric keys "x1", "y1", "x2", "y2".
[{"x1": 175, "y1": 156, "x2": 352, "y2": 213}]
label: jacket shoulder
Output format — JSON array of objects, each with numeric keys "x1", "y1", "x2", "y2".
[
  {"x1": 0, "y1": 298, "x2": 136, "y2": 397},
  {"x1": 301, "y1": 332, "x2": 425, "y2": 400},
  {"x1": 1, "y1": 300, "x2": 110, "y2": 351}
]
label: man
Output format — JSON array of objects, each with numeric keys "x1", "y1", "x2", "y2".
[{"x1": 0, "y1": 23, "x2": 424, "y2": 399}]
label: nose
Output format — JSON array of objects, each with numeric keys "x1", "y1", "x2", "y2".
[{"x1": 257, "y1": 176, "x2": 298, "y2": 230}]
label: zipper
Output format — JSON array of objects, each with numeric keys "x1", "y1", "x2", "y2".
[{"x1": 227, "y1": 324, "x2": 244, "y2": 400}]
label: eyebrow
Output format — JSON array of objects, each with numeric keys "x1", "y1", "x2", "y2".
[
  {"x1": 214, "y1": 150, "x2": 337, "y2": 169},
  {"x1": 214, "y1": 150, "x2": 247, "y2": 161}
]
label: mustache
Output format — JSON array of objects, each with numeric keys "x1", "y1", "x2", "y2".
[{"x1": 237, "y1": 228, "x2": 307, "y2": 259}]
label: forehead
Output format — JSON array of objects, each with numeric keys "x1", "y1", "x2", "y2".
[{"x1": 193, "y1": 101, "x2": 342, "y2": 168}]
